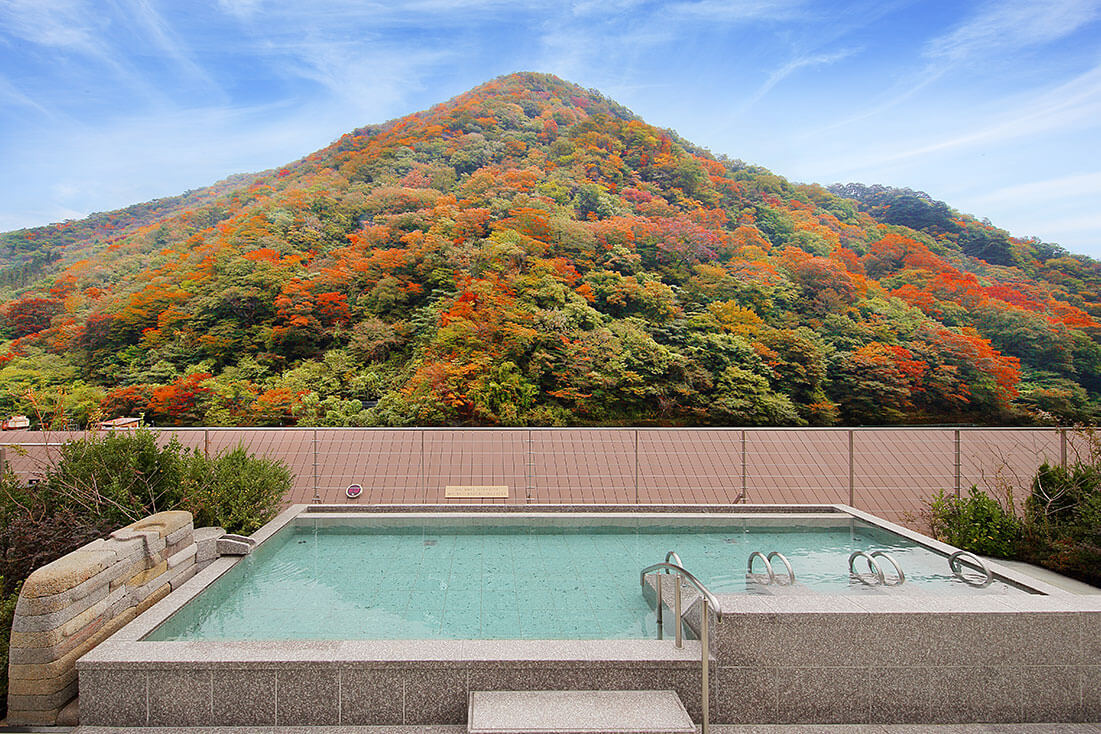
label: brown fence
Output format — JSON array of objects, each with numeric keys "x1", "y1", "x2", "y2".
[{"x1": 0, "y1": 427, "x2": 1076, "y2": 526}]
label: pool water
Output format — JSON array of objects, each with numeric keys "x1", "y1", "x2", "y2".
[{"x1": 147, "y1": 515, "x2": 1030, "y2": 641}]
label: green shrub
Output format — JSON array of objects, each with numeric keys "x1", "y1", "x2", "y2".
[
  {"x1": 1022, "y1": 462, "x2": 1101, "y2": 586},
  {"x1": 0, "y1": 579, "x2": 20, "y2": 719},
  {"x1": 43, "y1": 429, "x2": 194, "y2": 526},
  {"x1": 181, "y1": 447, "x2": 292, "y2": 534},
  {"x1": 926, "y1": 486, "x2": 1022, "y2": 559}
]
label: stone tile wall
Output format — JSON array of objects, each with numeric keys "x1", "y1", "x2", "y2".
[{"x1": 5, "y1": 511, "x2": 222, "y2": 725}]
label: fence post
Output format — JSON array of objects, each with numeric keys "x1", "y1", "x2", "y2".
[
  {"x1": 311, "y1": 428, "x2": 320, "y2": 503},
  {"x1": 634, "y1": 431, "x2": 642, "y2": 506},
  {"x1": 848, "y1": 430, "x2": 854, "y2": 507},
  {"x1": 203, "y1": 429, "x2": 210, "y2": 459},
  {"x1": 740, "y1": 430, "x2": 747, "y2": 503},
  {"x1": 0, "y1": 444, "x2": 6, "y2": 474},
  {"x1": 954, "y1": 429, "x2": 961, "y2": 498},
  {"x1": 1060, "y1": 428, "x2": 1067, "y2": 469},
  {"x1": 526, "y1": 429, "x2": 532, "y2": 503}
]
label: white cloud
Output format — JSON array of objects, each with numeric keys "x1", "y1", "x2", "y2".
[
  {"x1": 926, "y1": 0, "x2": 1101, "y2": 63},
  {"x1": 739, "y1": 48, "x2": 858, "y2": 111},
  {"x1": 668, "y1": 0, "x2": 809, "y2": 22},
  {"x1": 969, "y1": 171, "x2": 1101, "y2": 207}
]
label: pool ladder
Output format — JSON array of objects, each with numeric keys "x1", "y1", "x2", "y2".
[
  {"x1": 640, "y1": 552, "x2": 722, "y2": 734},
  {"x1": 746, "y1": 551, "x2": 796, "y2": 585},
  {"x1": 848, "y1": 550, "x2": 905, "y2": 586}
]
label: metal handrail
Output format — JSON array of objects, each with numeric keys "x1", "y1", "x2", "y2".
[
  {"x1": 640, "y1": 561, "x2": 724, "y2": 620},
  {"x1": 640, "y1": 558, "x2": 720, "y2": 734},
  {"x1": 746, "y1": 551, "x2": 776, "y2": 584},
  {"x1": 664, "y1": 550, "x2": 682, "y2": 569},
  {"x1": 948, "y1": 550, "x2": 994, "y2": 587},
  {"x1": 766, "y1": 551, "x2": 795, "y2": 585},
  {"x1": 870, "y1": 551, "x2": 905, "y2": 585},
  {"x1": 849, "y1": 550, "x2": 885, "y2": 585}
]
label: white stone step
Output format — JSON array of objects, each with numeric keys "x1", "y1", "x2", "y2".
[{"x1": 467, "y1": 689, "x2": 695, "y2": 734}]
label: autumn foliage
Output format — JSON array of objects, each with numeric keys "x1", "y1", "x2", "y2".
[{"x1": 0, "y1": 72, "x2": 1097, "y2": 427}]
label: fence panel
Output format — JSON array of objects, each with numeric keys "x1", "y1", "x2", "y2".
[
  {"x1": 854, "y1": 429, "x2": 955, "y2": 524},
  {"x1": 744, "y1": 429, "x2": 849, "y2": 505}
]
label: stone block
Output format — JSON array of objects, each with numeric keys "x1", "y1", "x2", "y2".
[
  {"x1": 7, "y1": 677, "x2": 79, "y2": 713},
  {"x1": 78, "y1": 668, "x2": 148, "y2": 727},
  {"x1": 9, "y1": 614, "x2": 104, "y2": 664},
  {"x1": 125, "y1": 558, "x2": 167, "y2": 588},
  {"x1": 340, "y1": 668, "x2": 404, "y2": 725},
  {"x1": 713, "y1": 666, "x2": 777, "y2": 724},
  {"x1": 403, "y1": 668, "x2": 468, "y2": 725},
  {"x1": 166, "y1": 543, "x2": 196, "y2": 569},
  {"x1": 5, "y1": 709, "x2": 60, "y2": 726},
  {"x1": 117, "y1": 510, "x2": 192, "y2": 539},
  {"x1": 216, "y1": 537, "x2": 253, "y2": 555},
  {"x1": 165, "y1": 523, "x2": 194, "y2": 547},
  {"x1": 212, "y1": 669, "x2": 275, "y2": 726},
  {"x1": 11, "y1": 583, "x2": 116, "y2": 633},
  {"x1": 134, "y1": 582, "x2": 172, "y2": 615},
  {"x1": 867, "y1": 666, "x2": 946, "y2": 724},
  {"x1": 275, "y1": 669, "x2": 339, "y2": 725},
  {"x1": 20, "y1": 549, "x2": 117, "y2": 599},
  {"x1": 1082, "y1": 665, "x2": 1101, "y2": 721},
  {"x1": 1014, "y1": 665, "x2": 1082, "y2": 723},
  {"x1": 148, "y1": 669, "x2": 211, "y2": 726},
  {"x1": 7, "y1": 665, "x2": 76, "y2": 696},
  {"x1": 938, "y1": 666, "x2": 1019, "y2": 722},
  {"x1": 8, "y1": 605, "x2": 137, "y2": 682},
  {"x1": 56, "y1": 697, "x2": 81, "y2": 726},
  {"x1": 773, "y1": 666, "x2": 869, "y2": 724}
]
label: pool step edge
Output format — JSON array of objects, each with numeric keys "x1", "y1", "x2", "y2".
[{"x1": 467, "y1": 689, "x2": 695, "y2": 734}]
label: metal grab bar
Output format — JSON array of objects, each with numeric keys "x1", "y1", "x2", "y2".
[
  {"x1": 767, "y1": 551, "x2": 795, "y2": 585},
  {"x1": 849, "y1": 550, "x2": 885, "y2": 585},
  {"x1": 654, "y1": 551, "x2": 683, "y2": 645},
  {"x1": 746, "y1": 551, "x2": 776, "y2": 584},
  {"x1": 640, "y1": 561, "x2": 724, "y2": 621},
  {"x1": 948, "y1": 550, "x2": 994, "y2": 587},
  {"x1": 640, "y1": 559, "x2": 720, "y2": 734},
  {"x1": 870, "y1": 551, "x2": 905, "y2": 585}
]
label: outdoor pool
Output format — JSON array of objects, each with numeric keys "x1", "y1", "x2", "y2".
[{"x1": 146, "y1": 512, "x2": 1032, "y2": 641}]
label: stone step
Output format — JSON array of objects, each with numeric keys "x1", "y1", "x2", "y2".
[{"x1": 467, "y1": 689, "x2": 695, "y2": 734}]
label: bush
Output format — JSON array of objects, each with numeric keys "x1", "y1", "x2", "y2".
[
  {"x1": 34, "y1": 430, "x2": 292, "y2": 534},
  {"x1": 1022, "y1": 462, "x2": 1101, "y2": 586},
  {"x1": 926, "y1": 486, "x2": 1022, "y2": 559},
  {"x1": 0, "y1": 580, "x2": 19, "y2": 718},
  {"x1": 43, "y1": 429, "x2": 194, "y2": 527},
  {"x1": 182, "y1": 447, "x2": 292, "y2": 534}
]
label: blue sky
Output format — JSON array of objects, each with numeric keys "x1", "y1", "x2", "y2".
[{"x1": 1, "y1": 0, "x2": 1100, "y2": 257}]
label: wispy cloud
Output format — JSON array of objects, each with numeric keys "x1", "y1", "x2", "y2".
[
  {"x1": 669, "y1": 0, "x2": 810, "y2": 22},
  {"x1": 122, "y1": 0, "x2": 223, "y2": 94},
  {"x1": 970, "y1": 171, "x2": 1101, "y2": 207},
  {"x1": 739, "y1": 48, "x2": 857, "y2": 111},
  {"x1": 926, "y1": 0, "x2": 1101, "y2": 63},
  {"x1": 848, "y1": 62, "x2": 1101, "y2": 168}
]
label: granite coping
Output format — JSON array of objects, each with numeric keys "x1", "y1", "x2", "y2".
[
  {"x1": 78, "y1": 638, "x2": 706, "y2": 668},
  {"x1": 302, "y1": 503, "x2": 842, "y2": 514}
]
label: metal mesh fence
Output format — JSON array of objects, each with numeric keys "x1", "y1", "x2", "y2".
[{"x1": 0, "y1": 426, "x2": 1074, "y2": 525}]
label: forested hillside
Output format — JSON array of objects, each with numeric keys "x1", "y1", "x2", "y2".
[{"x1": 1, "y1": 72, "x2": 1098, "y2": 428}]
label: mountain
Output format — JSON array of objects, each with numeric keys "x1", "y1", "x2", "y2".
[{"x1": 1, "y1": 72, "x2": 1099, "y2": 428}]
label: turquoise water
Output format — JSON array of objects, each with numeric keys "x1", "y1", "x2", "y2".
[{"x1": 147, "y1": 516, "x2": 1031, "y2": 641}]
